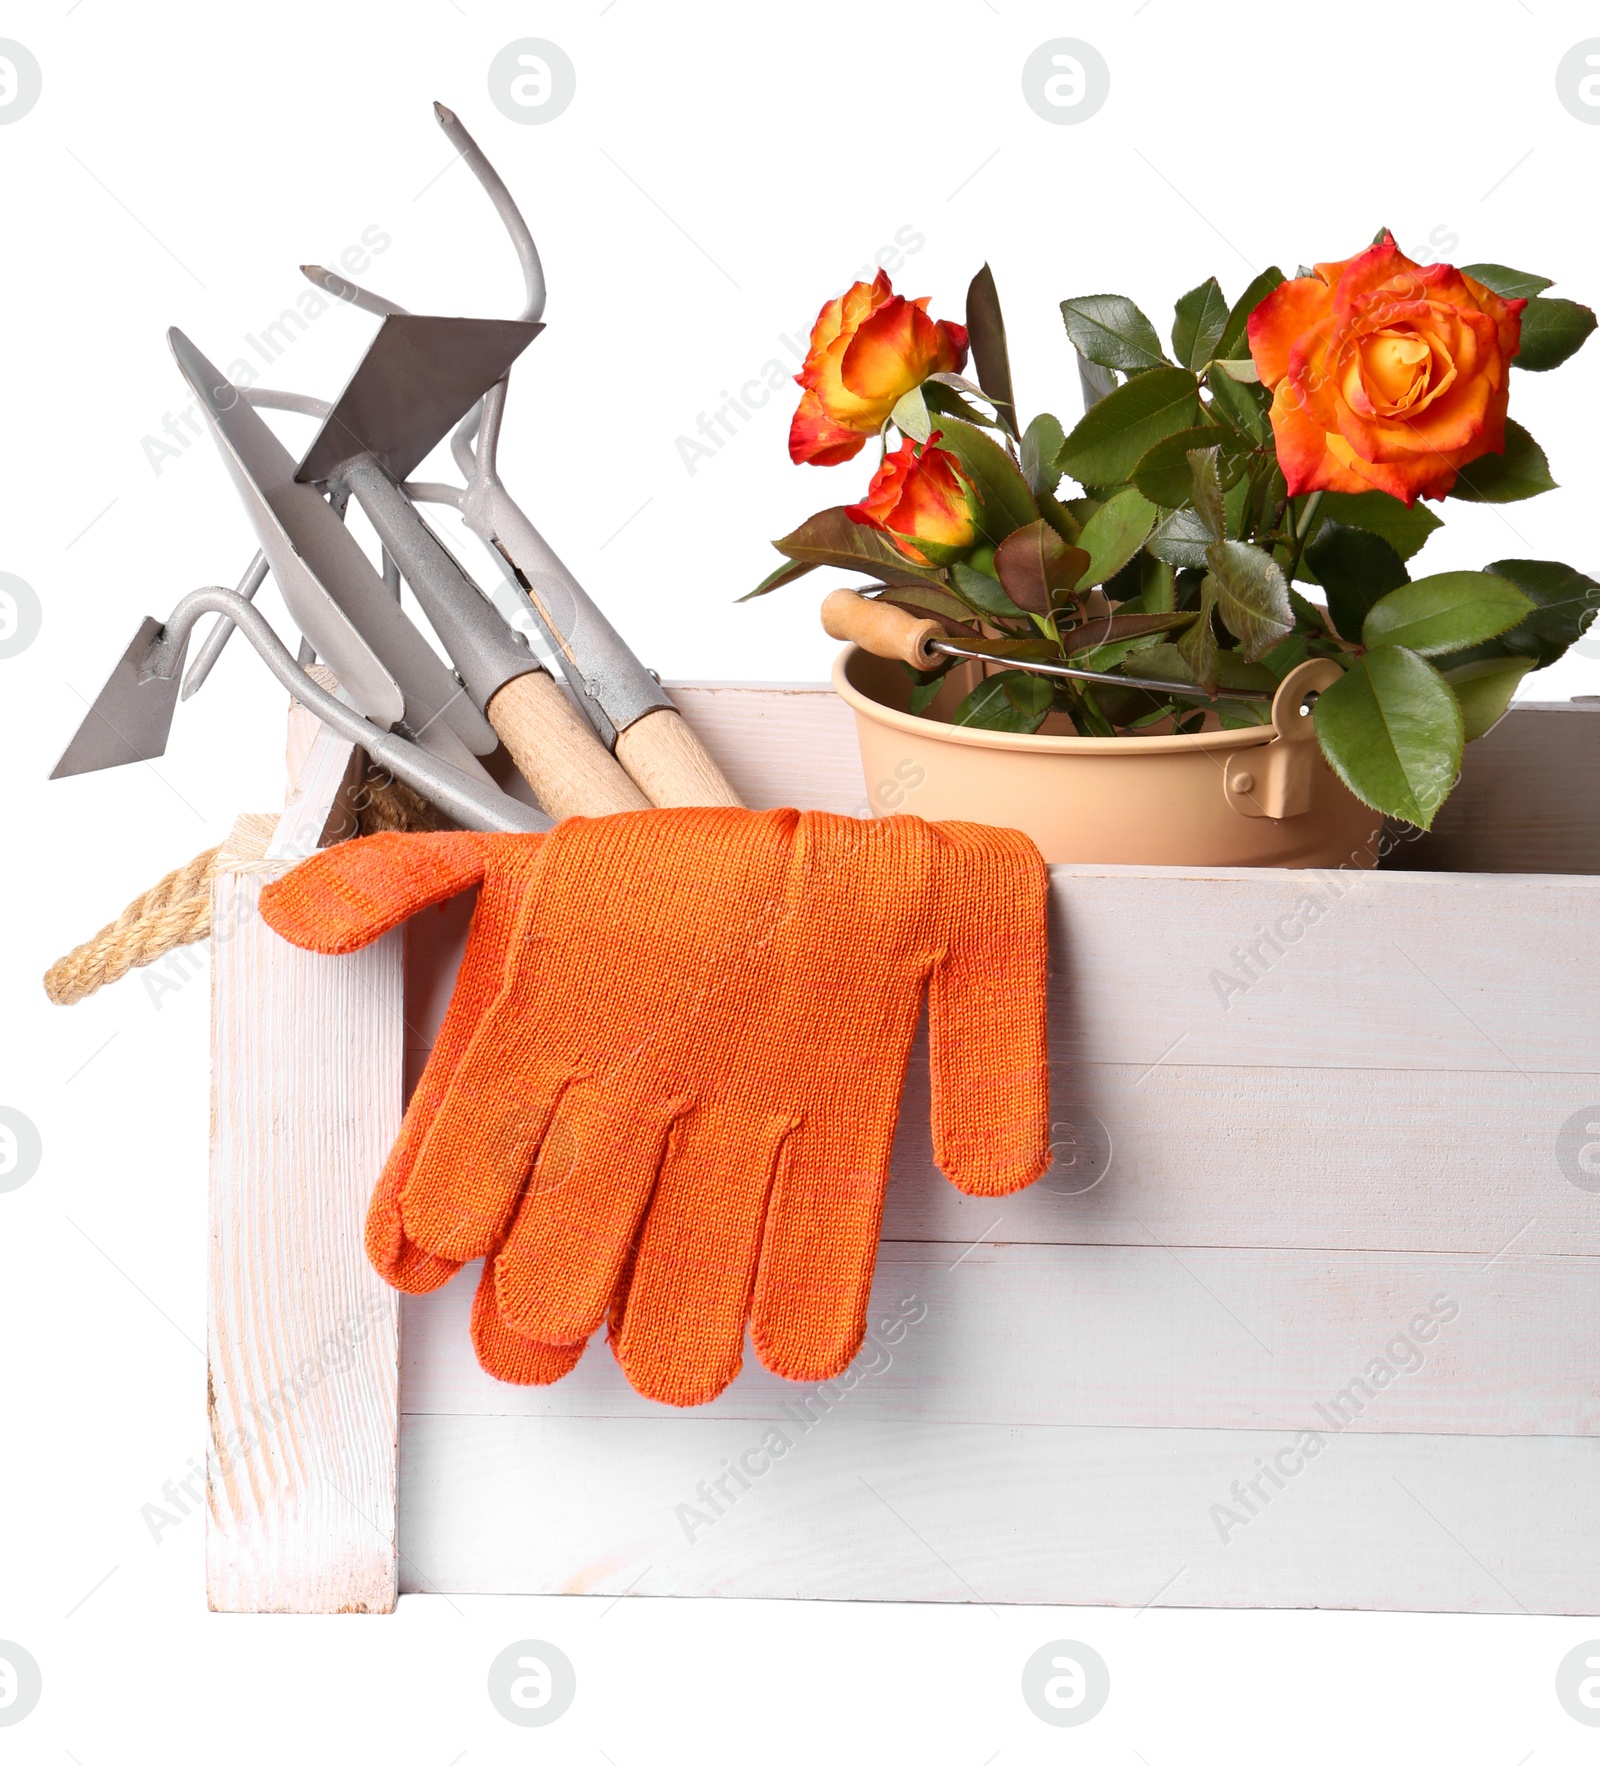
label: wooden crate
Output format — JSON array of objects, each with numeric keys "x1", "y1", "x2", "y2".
[{"x1": 206, "y1": 687, "x2": 1600, "y2": 1614}]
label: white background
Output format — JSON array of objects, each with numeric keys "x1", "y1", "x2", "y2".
[{"x1": 4, "y1": 1, "x2": 1600, "y2": 1760}]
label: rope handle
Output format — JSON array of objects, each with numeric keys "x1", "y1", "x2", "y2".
[{"x1": 42, "y1": 768, "x2": 438, "y2": 1006}]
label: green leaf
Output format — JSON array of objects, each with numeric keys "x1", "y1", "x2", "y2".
[
  {"x1": 1056, "y1": 366, "x2": 1201, "y2": 489},
  {"x1": 1021, "y1": 413, "x2": 1066, "y2": 501},
  {"x1": 1177, "y1": 576, "x2": 1219, "y2": 694},
  {"x1": 1060, "y1": 294, "x2": 1168, "y2": 373},
  {"x1": 770, "y1": 506, "x2": 950, "y2": 588},
  {"x1": 1134, "y1": 642, "x2": 1278, "y2": 694},
  {"x1": 1131, "y1": 424, "x2": 1241, "y2": 507},
  {"x1": 1444, "y1": 656, "x2": 1536, "y2": 741},
  {"x1": 889, "y1": 385, "x2": 932, "y2": 441},
  {"x1": 948, "y1": 559, "x2": 1030, "y2": 619},
  {"x1": 1217, "y1": 266, "x2": 1285, "y2": 358},
  {"x1": 993, "y1": 520, "x2": 1089, "y2": 613},
  {"x1": 1205, "y1": 367, "x2": 1270, "y2": 442},
  {"x1": 1304, "y1": 521, "x2": 1409, "y2": 641},
  {"x1": 879, "y1": 583, "x2": 982, "y2": 625},
  {"x1": 1513, "y1": 295, "x2": 1597, "y2": 372},
  {"x1": 953, "y1": 669, "x2": 1052, "y2": 734},
  {"x1": 1313, "y1": 647, "x2": 1463, "y2": 829},
  {"x1": 1449, "y1": 420, "x2": 1557, "y2": 503},
  {"x1": 1261, "y1": 629, "x2": 1314, "y2": 680},
  {"x1": 1172, "y1": 277, "x2": 1229, "y2": 371},
  {"x1": 1459, "y1": 263, "x2": 1553, "y2": 301},
  {"x1": 1222, "y1": 473, "x2": 1252, "y2": 539},
  {"x1": 1476, "y1": 558, "x2": 1600, "y2": 667},
  {"x1": 1147, "y1": 505, "x2": 1215, "y2": 569},
  {"x1": 1077, "y1": 487, "x2": 1159, "y2": 589},
  {"x1": 1313, "y1": 489, "x2": 1441, "y2": 562},
  {"x1": 1204, "y1": 540, "x2": 1293, "y2": 660},
  {"x1": 1188, "y1": 447, "x2": 1226, "y2": 541},
  {"x1": 1140, "y1": 554, "x2": 1176, "y2": 613},
  {"x1": 1362, "y1": 570, "x2": 1534, "y2": 659},
  {"x1": 908, "y1": 667, "x2": 954, "y2": 715},
  {"x1": 1063, "y1": 611, "x2": 1195, "y2": 656},
  {"x1": 965, "y1": 264, "x2": 1019, "y2": 438},
  {"x1": 931, "y1": 416, "x2": 1041, "y2": 543},
  {"x1": 741, "y1": 554, "x2": 816, "y2": 601},
  {"x1": 1036, "y1": 492, "x2": 1083, "y2": 546},
  {"x1": 922, "y1": 379, "x2": 1007, "y2": 432}
]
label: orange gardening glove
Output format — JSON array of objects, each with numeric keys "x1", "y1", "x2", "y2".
[
  {"x1": 257, "y1": 826, "x2": 584, "y2": 1386},
  {"x1": 261, "y1": 808, "x2": 1051, "y2": 1406}
]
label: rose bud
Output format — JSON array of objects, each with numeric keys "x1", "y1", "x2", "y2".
[{"x1": 845, "y1": 431, "x2": 979, "y2": 563}]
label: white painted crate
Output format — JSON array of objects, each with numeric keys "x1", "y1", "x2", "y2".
[{"x1": 206, "y1": 687, "x2": 1600, "y2": 1615}]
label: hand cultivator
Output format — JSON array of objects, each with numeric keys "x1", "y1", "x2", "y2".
[{"x1": 53, "y1": 101, "x2": 740, "y2": 832}]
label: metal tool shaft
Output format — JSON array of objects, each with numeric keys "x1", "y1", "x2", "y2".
[
  {"x1": 149, "y1": 590, "x2": 549, "y2": 834},
  {"x1": 341, "y1": 458, "x2": 541, "y2": 710},
  {"x1": 927, "y1": 637, "x2": 1273, "y2": 702}
]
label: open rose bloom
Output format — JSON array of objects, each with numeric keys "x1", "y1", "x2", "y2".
[
  {"x1": 789, "y1": 271, "x2": 969, "y2": 467},
  {"x1": 1249, "y1": 234, "x2": 1525, "y2": 505}
]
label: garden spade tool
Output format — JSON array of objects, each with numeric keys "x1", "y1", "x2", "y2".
[
  {"x1": 301, "y1": 100, "x2": 741, "y2": 812},
  {"x1": 291, "y1": 313, "x2": 652, "y2": 820},
  {"x1": 50, "y1": 586, "x2": 548, "y2": 834},
  {"x1": 167, "y1": 328, "x2": 498, "y2": 782}
]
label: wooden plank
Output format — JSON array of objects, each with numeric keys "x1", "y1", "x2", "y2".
[
  {"x1": 884, "y1": 1051, "x2": 1600, "y2": 1257},
  {"x1": 665, "y1": 682, "x2": 868, "y2": 815},
  {"x1": 396, "y1": 1413, "x2": 1600, "y2": 1612},
  {"x1": 400, "y1": 1242, "x2": 1600, "y2": 1436},
  {"x1": 206, "y1": 712, "x2": 403, "y2": 1613},
  {"x1": 400, "y1": 910, "x2": 1600, "y2": 1257}
]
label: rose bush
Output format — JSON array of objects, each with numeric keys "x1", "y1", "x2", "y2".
[
  {"x1": 1248, "y1": 234, "x2": 1525, "y2": 505},
  {"x1": 754, "y1": 242, "x2": 1596, "y2": 829},
  {"x1": 788, "y1": 271, "x2": 968, "y2": 467}
]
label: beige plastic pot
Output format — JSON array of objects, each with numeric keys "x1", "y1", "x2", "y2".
[{"x1": 833, "y1": 646, "x2": 1384, "y2": 867}]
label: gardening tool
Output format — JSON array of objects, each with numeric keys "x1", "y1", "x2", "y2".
[
  {"x1": 819, "y1": 588, "x2": 1274, "y2": 702},
  {"x1": 51, "y1": 585, "x2": 549, "y2": 834},
  {"x1": 291, "y1": 313, "x2": 652, "y2": 820},
  {"x1": 168, "y1": 329, "x2": 499, "y2": 776},
  {"x1": 303, "y1": 100, "x2": 742, "y2": 811},
  {"x1": 180, "y1": 383, "x2": 382, "y2": 696}
]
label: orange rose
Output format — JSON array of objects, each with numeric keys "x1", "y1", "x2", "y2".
[
  {"x1": 845, "y1": 431, "x2": 978, "y2": 562},
  {"x1": 1248, "y1": 234, "x2": 1525, "y2": 505},
  {"x1": 789, "y1": 271, "x2": 969, "y2": 467}
]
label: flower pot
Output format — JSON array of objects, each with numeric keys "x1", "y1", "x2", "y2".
[{"x1": 833, "y1": 646, "x2": 1385, "y2": 867}]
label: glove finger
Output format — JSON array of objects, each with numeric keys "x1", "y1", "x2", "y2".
[
  {"x1": 748, "y1": 1112, "x2": 897, "y2": 1384},
  {"x1": 365, "y1": 1156, "x2": 461, "y2": 1293},
  {"x1": 612, "y1": 1103, "x2": 797, "y2": 1407},
  {"x1": 928, "y1": 823, "x2": 1052, "y2": 1195},
  {"x1": 260, "y1": 831, "x2": 491, "y2": 953},
  {"x1": 493, "y1": 1082, "x2": 686, "y2": 1346},
  {"x1": 470, "y1": 1259, "x2": 585, "y2": 1385},
  {"x1": 398, "y1": 1066, "x2": 567, "y2": 1263}
]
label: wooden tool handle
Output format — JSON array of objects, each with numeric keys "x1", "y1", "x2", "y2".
[
  {"x1": 821, "y1": 589, "x2": 942, "y2": 669},
  {"x1": 614, "y1": 706, "x2": 742, "y2": 808},
  {"x1": 487, "y1": 671, "x2": 650, "y2": 819}
]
